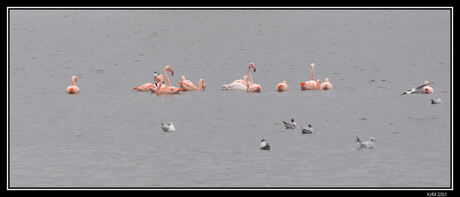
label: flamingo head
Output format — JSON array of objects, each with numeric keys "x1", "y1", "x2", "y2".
[
  {"x1": 180, "y1": 75, "x2": 186, "y2": 82},
  {"x1": 199, "y1": 79, "x2": 206, "y2": 90},
  {"x1": 325, "y1": 77, "x2": 330, "y2": 82},
  {"x1": 249, "y1": 62, "x2": 256, "y2": 72},
  {"x1": 72, "y1": 76, "x2": 78, "y2": 85},
  {"x1": 165, "y1": 65, "x2": 174, "y2": 76},
  {"x1": 282, "y1": 80, "x2": 287, "y2": 84},
  {"x1": 156, "y1": 74, "x2": 165, "y2": 84}
]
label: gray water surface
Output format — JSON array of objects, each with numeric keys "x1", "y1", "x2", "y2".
[{"x1": 9, "y1": 9, "x2": 451, "y2": 187}]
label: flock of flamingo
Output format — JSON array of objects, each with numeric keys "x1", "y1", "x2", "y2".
[
  {"x1": 66, "y1": 62, "x2": 436, "y2": 96},
  {"x1": 66, "y1": 62, "x2": 336, "y2": 95}
]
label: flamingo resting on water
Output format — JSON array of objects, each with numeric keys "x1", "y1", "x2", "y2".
[
  {"x1": 155, "y1": 74, "x2": 184, "y2": 95},
  {"x1": 66, "y1": 76, "x2": 80, "y2": 94},
  {"x1": 301, "y1": 63, "x2": 321, "y2": 90},
  {"x1": 133, "y1": 72, "x2": 159, "y2": 92},
  {"x1": 179, "y1": 75, "x2": 206, "y2": 91},
  {"x1": 320, "y1": 77, "x2": 333, "y2": 90},
  {"x1": 276, "y1": 80, "x2": 288, "y2": 92},
  {"x1": 222, "y1": 75, "x2": 249, "y2": 90},
  {"x1": 246, "y1": 62, "x2": 262, "y2": 93}
]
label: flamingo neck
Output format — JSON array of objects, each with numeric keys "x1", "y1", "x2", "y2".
[
  {"x1": 163, "y1": 66, "x2": 172, "y2": 86},
  {"x1": 310, "y1": 64, "x2": 315, "y2": 81},
  {"x1": 247, "y1": 65, "x2": 254, "y2": 85},
  {"x1": 72, "y1": 77, "x2": 77, "y2": 85}
]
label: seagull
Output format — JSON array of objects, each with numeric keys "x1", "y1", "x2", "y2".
[
  {"x1": 401, "y1": 81, "x2": 434, "y2": 95},
  {"x1": 355, "y1": 137, "x2": 376, "y2": 149},
  {"x1": 301, "y1": 124, "x2": 314, "y2": 134},
  {"x1": 282, "y1": 118, "x2": 296, "y2": 129},
  {"x1": 260, "y1": 139, "x2": 270, "y2": 150},
  {"x1": 431, "y1": 98, "x2": 442, "y2": 104},
  {"x1": 160, "y1": 122, "x2": 175, "y2": 132}
]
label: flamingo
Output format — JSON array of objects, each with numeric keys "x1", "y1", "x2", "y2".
[
  {"x1": 155, "y1": 74, "x2": 184, "y2": 95},
  {"x1": 401, "y1": 81, "x2": 434, "y2": 95},
  {"x1": 179, "y1": 75, "x2": 206, "y2": 91},
  {"x1": 247, "y1": 62, "x2": 262, "y2": 93},
  {"x1": 66, "y1": 76, "x2": 80, "y2": 94},
  {"x1": 320, "y1": 77, "x2": 333, "y2": 90},
  {"x1": 276, "y1": 80, "x2": 288, "y2": 92},
  {"x1": 301, "y1": 63, "x2": 321, "y2": 90},
  {"x1": 222, "y1": 75, "x2": 249, "y2": 90},
  {"x1": 133, "y1": 72, "x2": 159, "y2": 92}
]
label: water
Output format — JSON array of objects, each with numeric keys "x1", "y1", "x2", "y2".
[{"x1": 9, "y1": 9, "x2": 451, "y2": 188}]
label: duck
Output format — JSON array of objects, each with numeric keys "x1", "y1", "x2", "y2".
[
  {"x1": 260, "y1": 139, "x2": 271, "y2": 150},
  {"x1": 301, "y1": 124, "x2": 314, "y2": 134},
  {"x1": 431, "y1": 98, "x2": 442, "y2": 104},
  {"x1": 355, "y1": 137, "x2": 376, "y2": 149},
  {"x1": 282, "y1": 118, "x2": 296, "y2": 129},
  {"x1": 160, "y1": 122, "x2": 176, "y2": 132}
]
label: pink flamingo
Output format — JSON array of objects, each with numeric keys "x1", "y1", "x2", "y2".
[
  {"x1": 66, "y1": 76, "x2": 80, "y2": 94},
  {"x1": 276, "y1": 80, "x2": 288, "y2": 92},
  {"x1": 133, "y1": 72, "x2": 159, "y2": 92},
  {"x1": 179, "y1": 75, "x2": 206, "y2": 91},
  {"x1": 301, "y1": 63, "x2": 321, "y2": 90},
  {"x1": 320, "y1": 77, "x2": 333, "y2": 90},
  {"x1": 247, "y1": 62, "x2": 262, "y2": 93},
  {"x1": 155, "y1": 74, "x2": 184, "y2": 95},
  {"x1": 222, "y1": 75, "x2": 249, "y2": 90},
  {"x1": 163, "y1": 65, "x2": 175, "y2": 86}
]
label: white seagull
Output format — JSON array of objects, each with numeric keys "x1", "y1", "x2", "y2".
[
  {"x1": 283, "y1": 118, "x2": 296, "y2": 129},
  {"x1": 160, "y1": 122, "x2": 175, "y2": 132},
  {"x1": 355, "y1": 137, "x2": 376, "y2": 149},
  {"x1": 260, "y1": 139, "x2": 270, "y2": 150},
  {"x1": 401, "y1": 81, "x2": 434, "y2": 95},
  {"x1": 431, "y1": 98, "x2": 442, "y2": 104},
  {"x1": 301, "y1": 124, "x2": 314, "y2": 134}
]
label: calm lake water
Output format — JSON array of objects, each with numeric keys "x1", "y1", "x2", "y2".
[{"x1": 9, "y1": 9, "x2": 451, "y2": 188}]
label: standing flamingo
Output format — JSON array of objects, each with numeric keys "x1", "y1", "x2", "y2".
[
  {"x1": 66, "y1": 76, "x2": 80, "y2": 94},
  {"x1": 222, "y1": 75, "x2": 249, "y2": 90},
  {"x1": 155, "y1": 74, "x2": 184, "y2": 95},
  {"x1": 247, "y1": 62, "x2": 262, "y2": 93},
  {"x1": 133, "y1": 72, "x2": 159, "y2": 92},
  {"x1": 179, "y1": 75, "x2": 206, "y2": 91},
  {"x1": 276, "y1": 80, "x2": 288, "y2": 92},
  {"x1": 301, "y1": 63, "x2": 321, "y2": 90},
  {"x1": 320, "y1": 77, "x2": 333, "y2": 90}
]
